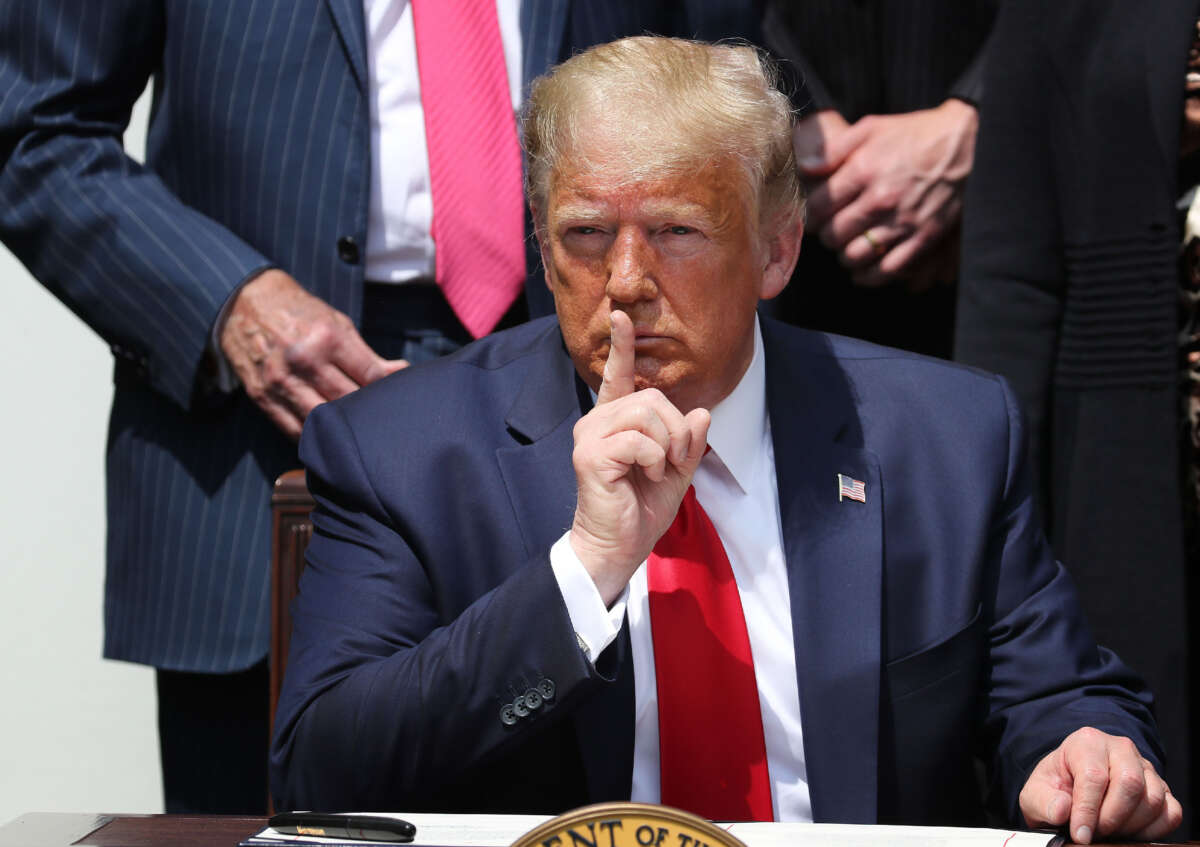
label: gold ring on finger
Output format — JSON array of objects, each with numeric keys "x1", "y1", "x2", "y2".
[{"x1": 862, "y1": 228, "x2": 886, "y2": 257}]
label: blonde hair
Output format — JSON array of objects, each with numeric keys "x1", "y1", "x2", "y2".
[{"x1": 522, "y1": 36, "x2": 802, "y2": 234}]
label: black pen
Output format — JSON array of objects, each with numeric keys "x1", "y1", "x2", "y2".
[{"x1": 268, "y1": 813, "x2": 416, "y2": 843}]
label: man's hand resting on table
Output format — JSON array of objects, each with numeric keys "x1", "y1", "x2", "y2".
[
  {"x1": 219, "y1": 269, "x2": 408, "y2": 440},
  {"x1": 568, "y1": 310, "x2": 710, "y2": 606},
  {"x1": 1020, "y1": 727, "x2": 1182, "y2": 843}
]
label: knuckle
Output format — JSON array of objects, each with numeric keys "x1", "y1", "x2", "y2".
[
  {"x1": 1169, "y1": 800, "x2": 1184, "y2": 827},
  {"x1": 868, "y1": 184, "x2": 900, "y2": 211},
  {"x1": 1114, "y1": 736, "x2": 1139, "y2": 757},
  {"x1": 282, "y1": 341, "x2": 317, "y2": 372},
  {"x1": 243, "y1": 383, "x2": 268, "y2": 405},
  {"x1": 1080, "y1": 762, "x2": 1109, "y2": 786},
  {"x1": 1114, "y1": 766, "x2": 1145, "y2": 798},
  {"x1": 261, "y1": 358, "x2": 289, "y2": 390}
]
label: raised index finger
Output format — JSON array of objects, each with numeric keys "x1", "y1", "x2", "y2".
[{"x1": 597, "y1": 310, "x2": 636, "y2": 404}]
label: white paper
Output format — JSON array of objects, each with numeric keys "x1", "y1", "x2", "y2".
[{"x1": 247, "y1": 813, "x2": 1056, "y2": 847}]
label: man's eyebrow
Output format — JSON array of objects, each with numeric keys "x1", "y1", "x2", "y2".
[
  {"x1": 552, "y1": 204, "x2": 609, "y2": 224},
  {"x1": 553, "y1": 201, "x2": 716, "y2": 224},
  {"x1": 640, "y1": 200, "x2": 713, "y2": 221}
]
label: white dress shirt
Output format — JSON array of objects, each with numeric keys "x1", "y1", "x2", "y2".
[
  {"x1": 550, "y1": 319, "x2": 814, "y2": 822},
  {"x1": 361, "y1": 0, "x2": 523, "y2": 282}
]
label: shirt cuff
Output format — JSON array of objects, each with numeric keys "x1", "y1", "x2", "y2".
[{"x1": 549, "y1": 532, "x2": 627, "y2": 663}]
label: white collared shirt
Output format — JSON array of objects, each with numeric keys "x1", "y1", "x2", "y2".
[
  {"x1": 361, "y1": 0, "x2": 522, "y2": 283},
  {"x1": 550, "y1": 319, "x2": 813, "y2": 822}
]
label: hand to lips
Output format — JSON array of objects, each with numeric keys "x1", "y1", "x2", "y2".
[{"x1": 567, "y1": 310, "x2": 711, "y2": 605}]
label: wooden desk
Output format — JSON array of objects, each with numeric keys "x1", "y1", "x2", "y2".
[
  {"x1": 0, "y1": 813, "x2": 266, "y2": 847},
  {"x1": 0, "y1": 813, "x2": 1183, "y2": 847}
]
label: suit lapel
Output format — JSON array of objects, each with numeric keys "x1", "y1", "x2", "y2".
[
  {"x1": 325, "y1": 0, "x2": 368, "y2": 93},
  {"x1": 496, "y1": 327, "x2": 582, "y2": 558},
  {"x1": 1145, "y1": 0, "x2": 1196, "y2": 177},
  {"x1": 494, "y1": 324, "x2": 635, "y2": 801},
  {"x1": 763, "y1": 322, "x2": 882, "y2": 823}
]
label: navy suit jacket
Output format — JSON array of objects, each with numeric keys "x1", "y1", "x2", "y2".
[
  {"x1": 272, "y1": 316, "x2": 1161, "y2": 821},
  {"x1": 0, "y1": 0, "x2": 759, "y2": 673}
]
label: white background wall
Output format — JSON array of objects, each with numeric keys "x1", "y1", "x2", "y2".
[{"x1": 0, "y1": 90, "x2": 162, "y2": 825}]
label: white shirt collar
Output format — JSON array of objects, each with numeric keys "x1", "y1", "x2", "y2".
[{"x1": 702, "y1": 317, "x2": 768, "y2": 495}]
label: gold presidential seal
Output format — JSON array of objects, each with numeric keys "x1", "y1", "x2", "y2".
[{"x1": 512, "y1": 803, "x2": 746, "y2": 847}]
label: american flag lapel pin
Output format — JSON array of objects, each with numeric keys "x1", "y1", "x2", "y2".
[{"x1": 838, "y1": 473, "x2": 866, "y2": 503}]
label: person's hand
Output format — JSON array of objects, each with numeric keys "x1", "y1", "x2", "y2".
[
  {"x1": 791, "y1": 108, "x2": 852, "y2": 175},
  {"x1": 568, "y1": 310, "x2": 711, "y2": 605},
  {"x1": 219, "y1": 269, "x2": 407, "y2": 439},
  {"x1": 795, "y1": 99, "x2": 977, "y2": 286},
  {"x1": 1020, "y1": 727, "x2": 1182, "y2": 843}
]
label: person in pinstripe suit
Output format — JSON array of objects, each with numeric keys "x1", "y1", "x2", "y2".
[{"x1": 0, "y1": 0, "x2": 760, "y2": 813}]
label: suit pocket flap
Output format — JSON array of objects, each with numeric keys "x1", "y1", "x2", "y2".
[{"x1": 886, "y1": 605, "x2": 984, "y2": 701}]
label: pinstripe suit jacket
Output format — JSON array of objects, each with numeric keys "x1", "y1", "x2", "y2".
[{"x1": 0, "y1": 0, "x2": 760, "y2": 674}]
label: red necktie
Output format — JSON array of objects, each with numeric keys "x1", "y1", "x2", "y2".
[
  {"x1": 411, "y1": 0, "x2": 525, "y2": 338},
  {"x1": 648, "y1": 486, "x2": 774, "y2": 821}
]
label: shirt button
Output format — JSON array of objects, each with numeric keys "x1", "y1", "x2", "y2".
[
  {"x1": 512, "y1": 695, "x2": 530, "y2": 718},
  {"x1": 538, "y1": 678, "x2": 556, "y2": 701},
  {"x1": 524, "y1": 689, "x2": 543, "y2": 711},
  {"x1": 336, "y1": 236, "x2": 360, "y2": 265},
  {"x1": 500, "y1": 703, "x2": 518, "y2": 726}
]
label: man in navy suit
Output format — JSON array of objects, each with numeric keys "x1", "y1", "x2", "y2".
[
  {"x1": 0, "y1": 0, "x2": 760, "y2": 814},
  {"x1": 272, "y1": 37, "x2": 1180, "y2": 838}
]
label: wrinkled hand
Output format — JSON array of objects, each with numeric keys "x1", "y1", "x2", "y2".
[
  {"x1": 793, "y1": 100, "x2": 977, "y2": 286},
  {"x1": 1020, "y1": 727, "x2": 1182, "y2": 844},
  {"x1": 569, "y1": 311, "x2": 710, "y2": 605},
  {"x1": 219, "y1": 269, "x2": 407, "y2": 440}
]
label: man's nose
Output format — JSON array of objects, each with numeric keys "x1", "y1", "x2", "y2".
[{"x1": 605, "y1": 229, "x2": 657, "y2": 303}]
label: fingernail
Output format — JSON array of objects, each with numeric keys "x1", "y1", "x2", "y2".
[
  {"x1": 799, "y1": 156, "x2": 824, "y2": 170},
  {"x1": 1074, "y1": 826, "x2": 1092, "y2": 843}
]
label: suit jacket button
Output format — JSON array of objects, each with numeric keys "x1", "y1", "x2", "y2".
[
  {"x1": 512, "y1": 695, "x2": 530, "y2": 718},
  {"x1": 538, "y1": 678, "x2": 555, "y2": 701},
  {"x1": 500, "y1": 703, "x2": 518, "y2": 726},
  {"x1": 336, "y1": 236, "x2": 360, "y2": 265},
  {"x1": 524, "y1": 689, "x2": 543, "y2": 711}
]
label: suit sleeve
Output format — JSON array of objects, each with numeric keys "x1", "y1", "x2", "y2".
[
  {"x1": 980, "y1": 376, "x2": 1162, "y2": 821},
  {"x1": 760, "y1": 2, "x2": 829, "y2": 114},
  {"x1": 0, "y1": 0, "x2": 272, "y2": 409},
  {"x1": 269, "y1": 398, "x2": 611, "y2": 811},
  {"x1": 955, "y1": 0, "x2": 1065, "y2": 508},
  {"x1": 946, "y1": 40, "x2": 987, "y2": 106}
]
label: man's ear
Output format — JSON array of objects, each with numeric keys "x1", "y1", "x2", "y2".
[{"x1": 758, "y1": 216, "x2": 803, "y2": 301}]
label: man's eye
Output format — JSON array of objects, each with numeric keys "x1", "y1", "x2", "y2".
[
  {"x1": 572, "y1": 226, "x2": 600, "y2": 236},
  {"x1": 665, "y1": 226, "x2": 694, "y2": 235}
]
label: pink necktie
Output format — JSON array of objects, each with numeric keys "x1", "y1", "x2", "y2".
[
  {"x1": 648, "y1": 486, "x2": 774, "y2": 821},
  {"x1": 411, "y1": 0, "x2": 525, "y2": 338}
]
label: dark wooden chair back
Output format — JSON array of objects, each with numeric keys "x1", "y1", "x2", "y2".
[{"x1": 269, "y1": 469, "x2": 314, "y2": 739}]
